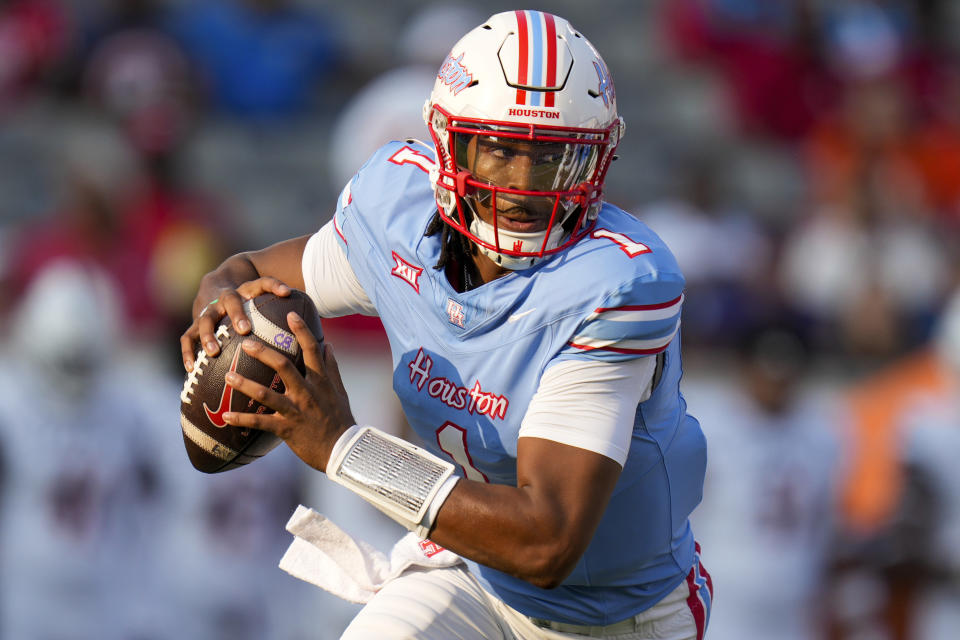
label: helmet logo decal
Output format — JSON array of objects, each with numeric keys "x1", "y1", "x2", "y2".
[
  {"x1": 514, "y1": 10, "x2": 558, "y2": 107},
  {"x1": 593, "y1": 60, "x2": 615, "y2": 108},
  {"x1": 438, "y1": 53, "x2": 473, "y2": 95}
]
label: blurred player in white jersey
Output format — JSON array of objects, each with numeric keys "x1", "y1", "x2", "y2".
[
  {"x1": 689, "y1": 325, "x2": 842, "y2": 640},
  {"x1": 181, "y1": 11, "x2": 711, "y2": 639},
  {"x1": 0, "y1": 261, "x2": 166, "y2": 640}
]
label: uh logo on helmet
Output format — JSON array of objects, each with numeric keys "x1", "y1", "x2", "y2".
[
  {"x1": 438, "y1": 53, "x2": 473, "y2": 95},
  {"x1": 424, "y1": 10, "x2": 626, "y2": 270}
]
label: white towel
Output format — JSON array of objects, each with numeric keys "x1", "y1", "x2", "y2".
[{"x1": 278, "y1": 505, "x2": 463, "y2": 603}]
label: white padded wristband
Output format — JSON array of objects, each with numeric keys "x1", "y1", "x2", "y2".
[
  {"x1": 327, "y1": 424, "x2": 363, "y2": 467},
  {"x1": 327, "y1": 426, "x2": 458, "y2": 537}
]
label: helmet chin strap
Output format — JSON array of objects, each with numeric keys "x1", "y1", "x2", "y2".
[{"x1": 467, "y1": 213, "x2": 567, "y2": 270}]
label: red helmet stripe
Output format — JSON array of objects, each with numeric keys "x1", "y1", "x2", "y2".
[
  {"x1": 515, "y1": 9, "x2": 529, "y2": 105},
  {"x1": 544, "y1": 13, "x2": 557, "y2": 107}
]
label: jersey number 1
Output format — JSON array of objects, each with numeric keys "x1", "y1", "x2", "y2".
[
  {"x1": 436, "y1": 421, "x2": 489, "y2": 482},
  {"x1": 389, "y1": 146, "x2": 436, "y2": 173},
  {"x1": 591, "y1": 228, "x2": 651, "y2": 257}
]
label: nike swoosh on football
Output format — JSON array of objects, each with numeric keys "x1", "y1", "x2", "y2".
[
  {"x1": 508, "y1": 308, "x2": 537, "y2": 323},
  {"x1": 204, "y1": 347, "x2": 242, "y2": 427}
]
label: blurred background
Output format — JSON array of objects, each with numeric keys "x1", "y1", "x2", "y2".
[{"x1": 0, "y1": 0, "x2": 958, "y2": 638}]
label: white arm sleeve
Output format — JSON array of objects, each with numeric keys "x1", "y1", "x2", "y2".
[
  {"x1": 301, "y1": 220, "x2": 378, "y2": 317},
  {"x1": 518, "y1": 356, "x2": 657, "y2": 467}
]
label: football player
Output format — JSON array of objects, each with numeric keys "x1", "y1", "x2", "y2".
[
  {"x1": 181, "y1": 11, "x2": 711, "y2": 639},
  {"x1": 0, "y1": 261, "x2": 165, "y2": 639},
  {"x1": 687, "y1": 326, "x2": 842, "y2": 640}
]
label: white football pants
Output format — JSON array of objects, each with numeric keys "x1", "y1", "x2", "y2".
[{"x1": 340, "y1": 562, "x2": 709, "y2": 640}]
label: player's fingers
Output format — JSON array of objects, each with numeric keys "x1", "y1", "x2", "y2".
[
  {"x1": 240, "y1": 338, "x2": 301, "y2": 386},
  {"x1": 221, "y1": 408, "x2": 278, "y2": 434},
  {"x1": 287, "y1": 312, "x2": 323, "y2": 372},
  {"x1": 218, "y1": 289, "x2": 252, "y2": 335},
  {"x1": 223, "y1": 371, "x2": 293, "y2": 416},
  {"x1": 180, "y1": 326, "x2": 200, "y2": 371},
  {"x1": 196, "y1": 303, "x2": 224, "y2": 356},
  {"x1": 236, "y1": 277, "x2": 291, "y2": 300}
]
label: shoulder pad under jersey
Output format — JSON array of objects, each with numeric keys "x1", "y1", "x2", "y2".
[
  {"x1": 331, "y1": 139, "x2": 438, "y2": 255},
  {"x1": 557, "y1": 204, "x2": 686, "y2": 363}
]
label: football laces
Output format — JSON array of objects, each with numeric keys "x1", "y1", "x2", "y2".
[{"x1": 180, "y1": 324, "x2": 230, "y2": 404}]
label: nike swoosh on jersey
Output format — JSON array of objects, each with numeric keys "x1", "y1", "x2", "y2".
[
  {"x1": 204, "y1": 347, "x2": 242, "y2": 427},
  {"x1": 508, "y1": 308, "x2": 537, "y2": 322}
]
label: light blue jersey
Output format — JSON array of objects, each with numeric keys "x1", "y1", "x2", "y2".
[{"x1": 332, "y1": 141, "x2": 707, "y2": 626}]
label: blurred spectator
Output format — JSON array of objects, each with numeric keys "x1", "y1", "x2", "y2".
[
  {"x1": 4, "y1": 118, "x2": 138, "y2": 305},
  {"x1": 661, "y1": 0, "x2": 836, "y2": 140},
  {"x1": 819, "y1": 0, "x2": 912, "y2": 82},
  {"x1": 908, "y1": 65, "x2": 960, "y2": 223},
  {"x1": 167, "y1": 0, "x2": 342, "y2": 121},
  {"x1": 73, "y1": 0, "x2": 229, "y2": 341},
  {"x1": 0, "y1": 0, "x2": 70, "y2": 114},
  {"x1": 0, "y1": 260, "x2": 167, "y2": 640},
  {"x1": 636, "y1": 151, "x2": 776, "y2": 348},
  {"x1": 801, "y1": 1, "x2": 960, "y2": 223},
  {"x1": 781, "y1": 92, "x2": 952, "y2": 359},
  {"x1": 829, "y1": 284, "x2": 960, "y2": 640},
  {"x1": 114, "y1": 145, "x2": 230, "y2": 344},
  {"x1": 72, "y1": 0, "x2": 196, "y2": 151},
  {"x1": 3, "y1": 100, "x2": 230, "y2": 344},
  {"x1": 688, "y1": 322, "x2": 844, "y2": 640},
  {"x1": 803, "y1": 75, "x2": 922, "y2": 216}
]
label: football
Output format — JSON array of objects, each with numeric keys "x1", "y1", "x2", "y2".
[{"x1": 179, "y1": 290, "x2": 323, "y2": 473}]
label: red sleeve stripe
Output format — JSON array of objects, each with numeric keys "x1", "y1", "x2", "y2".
[
  {"x1": 567, "y1": 323, "x2": 679, "y2": 355},
  {"x1": 587, "y1": 294, "x2": 684, "y2": 324},
  {"x1": 566, "y1": 341, "x2": 671, "y2": 355},
  {"x1": 595, "y1": 294, "x2": 684, "y2": 313}
]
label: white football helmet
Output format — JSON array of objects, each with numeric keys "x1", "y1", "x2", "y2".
[
  {"x1": 424, "y1": 10, "x2": 625, "y2": 270},
  {"x1": 10, "y1": 259, "x2": 122, "y2": 396}
]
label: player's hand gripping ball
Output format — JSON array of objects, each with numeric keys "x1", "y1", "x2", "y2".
[{"x1": 179, "y1": 290, "x2": 323, "y2": 473}]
